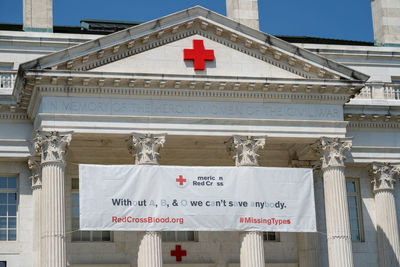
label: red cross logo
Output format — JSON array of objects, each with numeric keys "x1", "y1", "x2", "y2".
[
  {"x1": 176, "y1": 175, "x2": 187, "y2": 186},
  {"x1": 184, "y1": 39, "x2": 215, "y2": 70},
  {"x1": 171, "y1": 245, "x2": 187, "y2": 262}
]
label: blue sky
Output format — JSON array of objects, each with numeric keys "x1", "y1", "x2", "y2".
[{"x1": 0, "y1": 0, "x2": 373, "y2": 42}]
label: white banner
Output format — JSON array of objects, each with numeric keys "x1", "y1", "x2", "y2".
[{"x1": 79, "y1": 165, "x2": 316, "y2": 232}]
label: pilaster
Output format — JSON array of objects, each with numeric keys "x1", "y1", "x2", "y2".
[
  {"x1": 231, "y1": 135, "x2": 266, "y2": 267},
  {"x1": 318, "y1": 137, "x2": 354, "y2": 267},
  {"x1": 28, "y1": 157, "x2": 42, "y2": 267},
  {"x1": 130, "y1": 133, "x2": 166, "y2": 267},
  {"x1": 292, "y1": 160, "x2": 320, "y2": 267},
  {"x1": 33, "y1": 131, "x2": 72, "y2": 267},
  {"x1": 370, "y1": 162, "x2": 400, "y2": 267}
]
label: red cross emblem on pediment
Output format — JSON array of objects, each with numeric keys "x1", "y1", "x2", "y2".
[{"x1": 184, "y1": 39, "x2": 215, "y2": 70}]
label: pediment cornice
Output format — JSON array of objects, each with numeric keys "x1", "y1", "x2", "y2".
[
  {"x1": 49, "y1": 24, "x2": 341, "y2": 81},
  {"x1": 17, "y1": 7, "x2": 368, "y2": 81}
]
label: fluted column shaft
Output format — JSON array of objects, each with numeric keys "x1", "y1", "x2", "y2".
[
  {"x1": 41, "y1": 163, "x2": 66, "y2": 267},
  {"x1": 240, "y1": 231, "x2": 264, "y2": 267},
  {"x1": 130, "y1": 133, "x2": 166, "y2": 267},
  {"x1": 34, "y1": 131, "x2": 72, "y2": 267},
  {"x1": 231, "y1": 135, "x2": 266, "y2": 267},
  {"x1": 138, "y1": 231, "x2": 163, "y2": 267},
  {"x1": 323, "y1": 166, "x2": 353, "y2": 267},
  {"x1": 371, "y1": 162, "x2": 400, "y2": 267},
  {"x1": 376, "y1": 190, "x2": 400, "y2": 266},
  {"x1": 319, "y1": 137, "x2": 354, "y2": 267}
]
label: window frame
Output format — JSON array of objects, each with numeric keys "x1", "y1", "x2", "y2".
[
  {"x1": 263, "y1": 232, "x2": 279, "y2": 242},
  {"x1": 346, "y1": 178, "x2": 365, "y2": 242},
  {"x1": 70, "y1": 178, "x2": 112, "y2": 242},
  {"x1": 390, "y1": 77, "x2": 400, "y2": 100},
  {"x1": 161, "y1": 231, "x2": 198, "y2": 242},
  {"x1": 0, "y1": 175, "x2": 18, "y2": 242}
]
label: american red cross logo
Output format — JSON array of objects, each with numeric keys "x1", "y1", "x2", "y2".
[
  {"x1": 176, "y1": 175, "x2": 187, "y2": 186},
  {"x1": 184, "y1": 39, "x2": 215, "y2": 70},
  {"x1": 171, "y1": 245, "x2": 187, "y2": 261}
]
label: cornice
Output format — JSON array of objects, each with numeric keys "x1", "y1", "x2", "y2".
[
  {"x1": 344, "y1": 103, "x2": 400, "y2": 126},
  {"x1": 32, "y1": 85, "x2": 351, "y2": 101},
  {"x1": 0, "y1": 112, "x2": 29, "y2": 121},
  {"x1": 347, "y1": 120, "x2": 400, "y2": 129}
]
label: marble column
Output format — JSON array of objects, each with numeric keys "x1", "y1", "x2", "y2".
[
  {"x1": 130, "y1": 133, "x2": 166, "y2": 267},
  {"x1": 231, "y1": 135, "x2": 266, "y2": 267},
  {"x1": 318, "y1": 137, "x2": 354, "y2": 267},
  {"x1": 320, "y1": 137, "x2": 353, "y2": 267},
  {"x1": 34, "y1": 131, "x2": 72, "y2": 267},
  {"x1": 370, "y1": 162, "x2": 400, "y2": 267},
  {"x1": 28, "y1": 157, "x2": 42, "y2": 267}
]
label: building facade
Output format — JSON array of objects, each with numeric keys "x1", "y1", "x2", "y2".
[{"x1": 0, "y1": 1, "x2": 400, "y2": 267}]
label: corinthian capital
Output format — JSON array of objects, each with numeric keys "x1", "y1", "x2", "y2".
[
  {"x1": 370, "y1": 162, "x2": 400, "y2": 192},
  {"x1": 33, "y1": 131, "x2": 72, "y2": 165},
  {"x1": 129, "y1": 133, "x2": 166, "y2": 165},
  {"x1": 318, "y1": 137, "x2": 352, "y2": 169},
  {"x1": 28, "y1": 157, "x2": 41, "y2": 190},
  {"x1": 231, "y1": 136, "x2": 266, "y2": 166}
]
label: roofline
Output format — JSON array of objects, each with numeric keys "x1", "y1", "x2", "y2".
[
  {"x1": 18, "y1": 6, "x2": 370, "y2": 80},
  {"x1": 12, "y1": 6, "x2": 369, "y2": 102},
  {"x1": 276, "y1": 35, "x2": 374, "y2": 46},
  {"x1": 0, "y1": 22, "x2": 375, "y2": 46},
  {"x1": 80, "y1": 19, "x2": 142, "y2": 25}
]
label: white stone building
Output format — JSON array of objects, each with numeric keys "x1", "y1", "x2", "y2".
[{"x1": 0, "y1": 0, "x2": 400, "y2": 267}]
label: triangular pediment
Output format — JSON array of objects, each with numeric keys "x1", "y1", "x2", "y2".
[
  {"x1": 89, "y1": 34, "x2": 303, "y2": 79},
  {"x1": 18, "y1": 6, "x2": 369, "y2": 82}
]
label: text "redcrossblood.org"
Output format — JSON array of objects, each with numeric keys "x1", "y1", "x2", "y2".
[{"x1": 112, "y1": 216, "x2": 184, "y2": 225}]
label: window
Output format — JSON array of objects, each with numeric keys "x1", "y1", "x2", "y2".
[
  {"x1": 391, "y1": 78, "x2": 400, "y2": 100},
  {"x1": 0, "y1": 177, "x2": 17, "y2": 241},
  {"x1": 0, "y1": 261, "x2": 6, "y2": 267},
  {"x1": 71, "y1": 178, "x2": 111, "y2": 242},
  {"x1": 0, "y1": 62, "x2": 13, "y2": 70},
  {"x1": 346, "y1": 178, "x2": 364, "y2": 242},
  {"x1": 162, "y1": 231, "x2": 197, "y2": 242},
  {"x1": 263, "y1": 232, "x2": 278, "y2": 241}
]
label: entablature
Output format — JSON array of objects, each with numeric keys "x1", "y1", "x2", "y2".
[
  {"x1": 19, "y1": 70, "x2": 365, "y2": 118},
  {"x1": 344, "y1": 104, "x2": 400, "y2": 127}
]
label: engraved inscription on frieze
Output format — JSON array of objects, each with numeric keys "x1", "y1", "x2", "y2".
[{"x1": 41, "y1": 96, "x2": 343, "y2": 121}]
